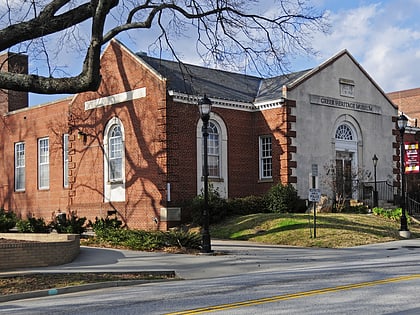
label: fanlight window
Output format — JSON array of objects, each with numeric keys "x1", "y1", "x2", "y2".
[{"x1": 335, "y1": 124, "x2": 353, "y2": 141}]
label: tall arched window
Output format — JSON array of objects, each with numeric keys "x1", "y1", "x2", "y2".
[
  {"x1": 334, "y1": 122, "x2": 358, "y2": 200},
  {"x1": 104, "y1": 117, "x2": 125, "y2": 202},
  {"x1": 207, "y1": 122, "x2": 220, "y2": 178},
  {"x1": 109, "y1": 125, "x2": 123, "y2": 181},
  {"x1": 197, "y1": 114, "x2": 228, "y2": 198}
]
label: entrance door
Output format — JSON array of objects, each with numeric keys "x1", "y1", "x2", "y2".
[{"x1": 336, "y1": 152, "x2": 353, "y2": 199}]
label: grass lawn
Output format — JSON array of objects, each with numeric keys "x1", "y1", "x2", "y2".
[{"x1": 210, "y1": 212, "x2": 420, "y2": 248}]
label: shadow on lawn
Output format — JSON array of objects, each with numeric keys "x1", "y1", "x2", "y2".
[{"x1": 227, "y1": 214, "x2": 420, "y2": 241}]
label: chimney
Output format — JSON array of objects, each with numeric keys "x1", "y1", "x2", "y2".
[{"x1": 0, "y1": 52, "x2": 29, "y2": 114}]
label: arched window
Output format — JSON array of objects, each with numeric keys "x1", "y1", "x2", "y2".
[
  {"x1": 207, "y1": 122, "x2": 220, "y2": 177},
  {"x1": 109, "y1": 125, "x2": 123, "y2": 181},
  {"x1": 104, "y1": 117, "x2": 125, "y2": 202},
  {"x1": 335, "y1": 124, "x2": 353, "y2": 141},
  {"x1": 197, "y1": 114, "x2": 228, "y2": 198}
]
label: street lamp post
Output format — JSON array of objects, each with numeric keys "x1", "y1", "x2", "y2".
[
  {"x1": 397, "y1": 114, "x2": 410, "y2": 237},
  {"x1": 372, "y1": 154, "x2": 378, "y2": 208},
  {"x1": 198, "y1": 95, "x2": 212, "y2": 253}
]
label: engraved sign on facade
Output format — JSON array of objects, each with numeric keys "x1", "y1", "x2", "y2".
[{"x1": 310, "y1": 95, "x2": 381, "y2": 114}]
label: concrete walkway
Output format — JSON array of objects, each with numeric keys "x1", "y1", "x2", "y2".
[{"x1": 2, "y1": 238, "x2": 420, "y2": 302}]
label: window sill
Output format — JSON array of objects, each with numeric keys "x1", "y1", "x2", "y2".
[
  {"x1": 108, "y1": 180, "x2": 124, "y2": 185},
  {"x1": 258, "y1": 178, "x2": 273, "y2": 183},
  {"x1": 201, "y1": 177, "x2": 224, "y2": 183}
]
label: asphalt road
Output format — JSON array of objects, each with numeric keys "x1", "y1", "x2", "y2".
[{"x1": 2, "y1": 239, "x2": 420, "y2": 314}]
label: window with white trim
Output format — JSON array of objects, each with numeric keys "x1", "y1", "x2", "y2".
[
  {"x1": 335, "y1": 124, "x2": 353, "y2": 140},
  {"x1": 63, "y1": 134, "x2": 69, "y2": 188},
  {"x1": 259, "y1": 136, "x2": 272, "y2": 179},
  {"x1": 14, "y1": 142, "x2": 25, "y2": 191},
  {"x1": 108, "y1": 125, "x2": 123, "y2": 181},
  {"x1": 206, "y1": 122, "x2": 220, "y2": 178},
  {"x1": 38, "y1": 137, "x2": 49, "y2": 189}
]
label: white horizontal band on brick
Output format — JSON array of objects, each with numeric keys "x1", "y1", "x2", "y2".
[
  {"x1": 168, "y1": 90, "x2": 283, "y2": 112},
  {"x1": 85, "y1": 87, "x2": 146, "y2": 110}
]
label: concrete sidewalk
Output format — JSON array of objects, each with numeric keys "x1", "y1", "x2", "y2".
[
  {"x1": 4, "y1": 238, "x2": 420, "y2": 279},
  {"x1": 2, "y1": 238, "x2": 420, "y2": 302}
]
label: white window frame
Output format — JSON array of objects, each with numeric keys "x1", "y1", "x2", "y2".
[
  {"x1": 63, "y1": 134, "x2": 69, "y2": 188},
  {"x1": 259, "y1": 135, "x2": 272, "y2": 180},
  {"x1": 104, "y1": 117, "x2": 126, "y2": 202},
  {"x1": 38, "y1": 137, "x2": 49, "y2": 190},
  {"x1": 206, "y1": 121, "x2": 220, "y2": 178},
  {"x1": 196, "y1": 113, "x2": 228, "y2": 198},
  {"x1": 108, "y1": 125, "x2": 123, "y2": 182},
  {"x1": 14, "y1": 142, "x2": 25, "y2": 191}
]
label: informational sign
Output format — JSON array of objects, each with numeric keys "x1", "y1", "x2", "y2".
[
  {"x1": 311, "y1": 164, "x2": 318, "y2": 177},
  {"x1": 308, "y1": 188, "x2": 321, "y2": 202},
  {"x1": 404, "y1": 142, "x2": 420, "y2": 174}
]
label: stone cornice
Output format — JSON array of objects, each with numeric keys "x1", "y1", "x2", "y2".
[{"x1": 168, "y1": 91, "x2": 284, "y2": 112}]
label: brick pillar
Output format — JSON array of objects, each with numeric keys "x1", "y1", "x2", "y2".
[{"x1": 0, "y1": 52, "x2": 29, "y2": 114}]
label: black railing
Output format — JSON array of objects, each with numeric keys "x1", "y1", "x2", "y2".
[
  {"x1": 407, "y1": 195, "x2": 420, "y2": 216},
  {"x1": 358, "y1": 180, "x2": 397, "y2": 208}
]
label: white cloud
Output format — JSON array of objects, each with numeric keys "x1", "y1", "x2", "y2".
[{"x1": 301, "y1": 1, "x2": 420, "y2": 92}]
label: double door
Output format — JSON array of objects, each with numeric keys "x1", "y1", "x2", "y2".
[{"x1": 336, "y1": 152, "x2": 353, "y2": 199}]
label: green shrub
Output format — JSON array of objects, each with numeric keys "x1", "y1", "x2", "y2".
[
  {"x1": 89, "y1": 216, "x2": 123, "y2": 238},
  {"x1": 91, "y1": 227, "x2": 201, "y2": 251},
  {"x1": 164, "y1": 230, "x2": 201, "y2": 249},
  {"x1": 373, "y1": 207, "x2": 407, "y2": 221},
  {"x1": 226, "y1": 195, "x2": 268, "y2": 215},
  {"x1": 189, "y1": 186, "x2": 228, "y2": 225},
  {"x1": 265, "y1": 183, "x2": 306, "y2": 213},
  {"x1": 342, "y1": 205, "x2": 370, "y2": 214},
  {"x1": 0, "y1": 209, "x2": 17, "y2": 232},
  {"x1": 16, "y1": 217, "x2": 49, "y2": 233},
  {"x1": 50, "y1": 211, "x2": 87, "y2": 234}
]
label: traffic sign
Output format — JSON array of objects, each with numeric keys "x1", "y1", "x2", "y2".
[{"x1": 308, "y1": 188, "x2": 321, "y2": 202}]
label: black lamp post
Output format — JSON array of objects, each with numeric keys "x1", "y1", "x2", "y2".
[
  {"x1": 198, "y1": 95, "x2": 212, "y2": 253},
  {"x1": 397, "y1": 113, "x2": 409, "y2": 234},
  {"x1": 372, "y1": 154, "x2": 378, "y2": 208}
]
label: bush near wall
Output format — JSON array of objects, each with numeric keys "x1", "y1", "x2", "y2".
[
  {"x1": 187, "y1": 183, "x2": 307, "y2": 225},
  {"x1": 0, "y1": 209, "x2": 17, "y2": 232}
]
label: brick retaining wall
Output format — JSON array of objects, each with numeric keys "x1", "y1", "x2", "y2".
[{"x1": 0, "y1": 233, "x2": 80, "y2": 270}]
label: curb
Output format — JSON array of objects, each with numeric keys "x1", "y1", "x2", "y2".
[{"x1": 0, "y1": 271, "x2": 177, "y2": 303}]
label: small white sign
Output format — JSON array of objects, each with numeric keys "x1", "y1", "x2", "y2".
[{"x1": 308, "y1": 188, "x2": 321, "y2": 202}]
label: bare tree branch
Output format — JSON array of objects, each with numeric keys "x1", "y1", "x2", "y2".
[{"x1": 0, "y1": 0, "x2": 327, "y2": 94}]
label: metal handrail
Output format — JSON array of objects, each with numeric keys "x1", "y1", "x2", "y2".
[
  {"x1": 407, "y1": 196, "x2": 420, "y2": 216},
  {"x1": 359, "y1": 180, "x2": 397, "y2": 208}
]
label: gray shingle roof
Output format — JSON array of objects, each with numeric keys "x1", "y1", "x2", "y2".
[{"x1": 139, "y1": 54, "x2": 311, "y2": 103}]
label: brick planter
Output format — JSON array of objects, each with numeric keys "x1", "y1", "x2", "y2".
[{"x1": 0, "y1": 233, "x2": 80, "y2": 270}]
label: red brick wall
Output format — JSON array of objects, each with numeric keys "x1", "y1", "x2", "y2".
[
  {"x1": 0, "y1": 52, "x2": 28, "y2": 114},
  {"x1": 0, "y1": 41, "x2": 293, "y2": 230},
  {"x1": 0, "y1": 99, "x2": 69, "y2": 220},
  {"x1": 67, "y1": 41, "x2": 169, "y2": 230}
]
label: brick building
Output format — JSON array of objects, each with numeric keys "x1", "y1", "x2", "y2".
[
  {"x1": 388, "y1": 88, "x2": 420, "y2": 195},
  {"x1": 0, "y1": 40, "x2": 400, "y2": 229}
]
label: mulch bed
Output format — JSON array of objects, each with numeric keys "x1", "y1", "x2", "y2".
[
  {"x1": 0, "y1": 238, "x2": 177, "y2": 295},
  {"x1": 0, "y1": 272, "x2": 175, "y2": 295}
]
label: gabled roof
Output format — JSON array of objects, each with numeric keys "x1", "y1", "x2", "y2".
[
  {"x1": 133, "y1": 44, "x2": 395, "y2": 108},
  {"x1": 139, "y1": 55, "x2": 261, "y2": 103},
  {"x1": 285, "y1": 49, "x2": 397, "y2": 109},
  {"x1": 255, "y1": 70, "x2": 311, "y2": 103}
]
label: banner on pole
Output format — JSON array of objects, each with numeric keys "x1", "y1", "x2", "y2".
[{"x1": 404, "y1": 142, "x2": 420, "y2": 174}]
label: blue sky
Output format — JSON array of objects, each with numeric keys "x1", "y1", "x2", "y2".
[{"x1": 29, "y1": 0, "x2": 420, "y2": 105}]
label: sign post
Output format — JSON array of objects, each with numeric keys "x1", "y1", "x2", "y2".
[{"x1": 308, "y1": 188, "x2": 321, "y2": 238}]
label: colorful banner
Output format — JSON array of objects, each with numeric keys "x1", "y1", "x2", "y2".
[{"x1": 404, "y1": 142, "x2": 420, "y2": 174}]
